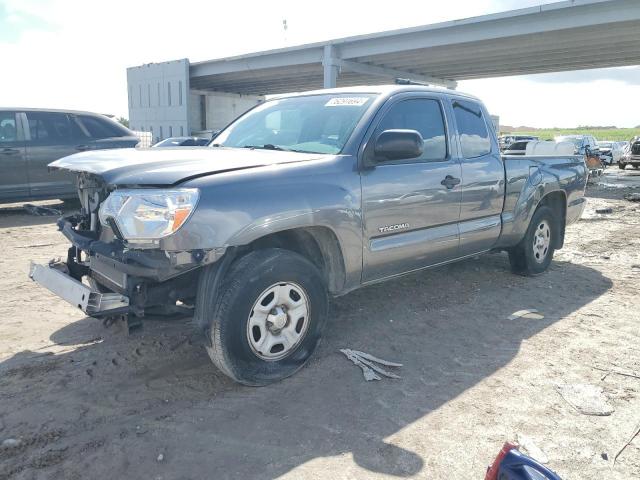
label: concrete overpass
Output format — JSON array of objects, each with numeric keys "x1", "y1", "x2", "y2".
[{"x1": 127, "y1": 0, "x2": 640, "y2": 139}]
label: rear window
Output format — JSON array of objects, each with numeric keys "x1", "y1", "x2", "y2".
[
  {"x1": 508, "y1": 141, "x2": 528, "y2": 151},
  {"x1": 77, "y1": 115, "x2": 128, "y2": 139},
  {"x1": 453, "y1": 100, "x2": 491, "y2": 158}
]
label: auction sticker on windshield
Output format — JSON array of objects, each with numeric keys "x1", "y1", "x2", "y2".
[{"x1": 325, "y1": 97, "x2": 370, "y2": 107}]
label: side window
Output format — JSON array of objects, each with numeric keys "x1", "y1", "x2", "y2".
[
  {"x1": 453, "y1": 100, "x2": 491, "y2": 158},
  {"x1": 26, "y1": 112, "x2": 71, "y2": 144},
  {"x1": 69, "y1": 115, "x2": 90, "y2": 140},
  {"x1": 0, "y1": 112, "x2": 18, "y2": 143},
  {"x1": 77, "y1": 115, "x2": 122, "y2": 139},
  {"x1": 375, "y1": 98, "x2": 447, "y2": 162}
]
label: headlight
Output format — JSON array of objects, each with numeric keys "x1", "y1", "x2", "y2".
[{"x1": 99, "y1": 189, "x2": 199, "y2": 241}]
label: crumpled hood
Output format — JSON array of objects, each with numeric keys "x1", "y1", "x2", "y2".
[{"x1": 49, "y1": 147, "x2": 326, "y2": 186}]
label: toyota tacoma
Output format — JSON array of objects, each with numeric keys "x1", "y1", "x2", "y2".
[{"x1": 29, "y1": 86, "x2": 588, "y2": 385}]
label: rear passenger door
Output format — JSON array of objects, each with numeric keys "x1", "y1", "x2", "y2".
[
  {"x1": 453, "y1": 99, "x2": 505, "y2": 256},
  {"x1": 0, "y1": 111, "x2": 29, "y2": 201},
  {"x1": 25, "y1": 111, "x2": 78, "y2": 198}
]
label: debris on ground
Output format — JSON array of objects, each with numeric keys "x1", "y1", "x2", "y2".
[
  {"x1": 508, "y1": 309, "x2": 544, "y2": 320},
  {"x1": 624, "y1": 192, "x2": 640, "y2": 202},
  {"x1": 340, "y1": 349, "x2": 402, "y2": 381},
  {"x1": 23, "y1": 204, "x2": 62, "y2": 216},
  {"x1": 555, "y1": 383, "x2": 614, "y2": 416},
  {"x1": 1, "y1": 438, "x2": 22, "y2": 448},
  {"x1": 485, "y1": 442, "x2": 562, "y2": 480},
  {"x1": 516, "y1": 433, "x2": 549, "y2": 464},
  {"x1": 595, "y1": 208, "x2": 613, "y2": 214},
  {"x1": 613, "y1": 421, "x2": 640, "y2": 465},
  {"x1": 593, "y1": 365, "x2": 640, "y2": 381}
]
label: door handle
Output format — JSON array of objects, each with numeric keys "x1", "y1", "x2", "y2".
[
  {"x1": 441, "y1": 175, "x2": 461, "y2": 189},
  {"x1": 1, "y1": 148, "x2": 20, "y2": 155},
  {"x1": 75, "y1": 144, "x2": 91, "y2": 151}
]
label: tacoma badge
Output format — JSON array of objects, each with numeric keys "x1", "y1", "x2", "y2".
[{"x1": 378, "y1": 223, "x2": 410, "y2": 233}]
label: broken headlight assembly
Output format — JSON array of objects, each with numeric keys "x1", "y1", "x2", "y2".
[{"x1": 98, "y1": 189, "x2": 199, "y2": 243}]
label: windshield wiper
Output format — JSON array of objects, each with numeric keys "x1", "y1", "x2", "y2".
[{"x1": 242, "y1": 144, "x2": 289, "y2": 151}]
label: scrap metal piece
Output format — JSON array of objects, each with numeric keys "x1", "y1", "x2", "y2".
[
  {"x1": 340, "y1": 349, "x2": 381, "y2": 381},
  {"x1": 23, "y1": 203, "x2": 62, "y2": 216},
  {"x1": 357, "y1": 356, "x2": 402, "y2": 379},
  {"x1": 348, "y1": 349, "x2": 403, "y2": 367},
  {"x1": 340, "y1": 349, "x2": 402, "y2": 381}
]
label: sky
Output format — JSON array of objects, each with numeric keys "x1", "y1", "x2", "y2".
[{"x1": 1, "y1": 0, "x2": 638, "y2": 128}]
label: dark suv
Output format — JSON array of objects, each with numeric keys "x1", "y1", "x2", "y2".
[{"x1": 0, "y1": 108, "x2": 139, "y2": 202}]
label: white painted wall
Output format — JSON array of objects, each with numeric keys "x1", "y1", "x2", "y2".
[
  {"x1": 127, "y1": 59, "x2": 190, "y2": 143},
  {"x1": 128, "y1": 59, "x2": 263, "y2": 141}
]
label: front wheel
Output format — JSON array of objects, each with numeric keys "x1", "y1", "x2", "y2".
[
  {"x1": 508, "y1": 206, "x2": 557, "y2": 276},
  {"x1": 619, "y1": 163, "x2": 626, "y2": 170},
  {"x1": 195, "y1": 248, "x2": 328, "y2": 386}
]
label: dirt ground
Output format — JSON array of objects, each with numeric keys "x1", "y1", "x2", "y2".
[{"x1": 1, "y1": 169, "x2": 640, "y2": 480}]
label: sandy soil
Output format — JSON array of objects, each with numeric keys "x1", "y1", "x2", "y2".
[{"x1": 1, "y1": 170, "x2": 640, "y2": 480}]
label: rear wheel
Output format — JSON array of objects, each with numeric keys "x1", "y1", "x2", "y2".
[
  {"x1": 508, "y1": 206, "x2": 557, "y2": 276},
  {"x1": 195, "y1": 248, "x2": 328, "y2": 386}
]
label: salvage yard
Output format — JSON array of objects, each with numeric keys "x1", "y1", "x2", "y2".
[{"x1": 1, "y1": 170, "x2": 640, "y2": 480}]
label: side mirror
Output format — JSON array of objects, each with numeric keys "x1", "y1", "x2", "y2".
[{"x1": 373, "y1": 129, "x2": 424, "y2": 162}]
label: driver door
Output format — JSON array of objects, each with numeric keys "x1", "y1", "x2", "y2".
[{"x1": 361, "y1": 95, "x2": 462, "y2": 282}]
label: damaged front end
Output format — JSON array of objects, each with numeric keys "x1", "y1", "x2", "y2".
[{"x1": 29, "y1": 172, "x2": 222, "y2": 332}]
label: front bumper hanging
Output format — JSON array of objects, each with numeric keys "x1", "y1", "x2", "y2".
[{"x1": 29, "y1": 261, "x2": 130, "y2": 316}]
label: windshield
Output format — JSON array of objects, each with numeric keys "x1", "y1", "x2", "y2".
[
  {"x1": 213, "y1": 94, "x2": 376, "y2": 154},
  {"x1": 556, "y1": 136, "x2": 584, "y2": 148}
]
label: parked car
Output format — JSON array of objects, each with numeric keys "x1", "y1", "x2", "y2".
[
  {"x1": 502, "y1": 140, "x2": 530, "y2": 155},
  {"x1": 619, "y1": 136, "x2": 640, "y2": 169},
  {"x1": 597, "y1": 140, "x2": 624, "y2": 165},
  {"x1": 191, "y1": 129, "x2": 221, "y2": 141},
  {"x1": 29, "y1": 86, "x2": 587, "y2": 385},
  {"x1": 153, "y1": 137, "x2": 210, "y2": 147},
  {"x1": 555, "y1": 134, "x2": 602, "y2": 172},
  {"x1": 554, "y1": 135, "x2": 600, "y2": 155},
  {"x1": 499, "y1": 135, "x2": 539, "y2": 151},
  {"x1": 0, "y1": 108, "x2": 138, "y2": 202}
]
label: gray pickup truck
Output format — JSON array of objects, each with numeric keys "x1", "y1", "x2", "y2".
[{"x1": 29, "y1": 86, "x2": 587, "y2": 385}]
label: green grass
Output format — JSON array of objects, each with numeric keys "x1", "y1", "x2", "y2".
[{"x1": 501, "y1": 128, "x2": 640, "y2": 142}]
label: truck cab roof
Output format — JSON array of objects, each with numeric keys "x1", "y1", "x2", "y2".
[{"x1": 270, "y1": 84, "x2": 480, "y2": 102}]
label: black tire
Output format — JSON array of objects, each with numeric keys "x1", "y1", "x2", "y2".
[
  {"x1": 508, "y1": 206, "x2": 557, "y2": 276},
  {"x1": 618, "y1": 163, "x2": 626, "y2": 170},
  {"x1": 194, "y1": 248, "x2": 328, "y2": 386}
]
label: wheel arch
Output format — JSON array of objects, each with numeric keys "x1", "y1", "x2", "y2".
[
  {"x1": 243, "y1": 226, "x2": 347, "y2": 295},
  {"x1": 537, "y1": 190, "x2": 567, "y2": 249}
]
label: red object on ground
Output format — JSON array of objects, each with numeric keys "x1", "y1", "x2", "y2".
[{"x1": 485, "y1": 442, "x2": 518, "y2": 480}]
